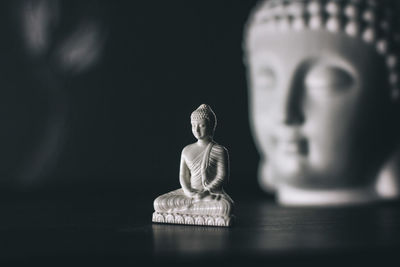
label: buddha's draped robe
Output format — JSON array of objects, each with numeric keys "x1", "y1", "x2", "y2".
[{"x1": 154, "y1": 142, "x2": 233, "y2": 217}]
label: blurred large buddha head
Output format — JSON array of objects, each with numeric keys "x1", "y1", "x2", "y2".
[{"x1": 244, "y1": 0, "x2": 400, "y2": 205}]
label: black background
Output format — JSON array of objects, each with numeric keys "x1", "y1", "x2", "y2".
[{"x1": 0, "y1": 0, "x2": 261, "y2": 198}]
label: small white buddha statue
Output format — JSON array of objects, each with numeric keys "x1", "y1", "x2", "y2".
[
  {"x1": 244, "y1": 0, "x2": 400, "y2": 205},
  {"x1": 152, "y1": 104, "x2": 234, "y2": 227}
]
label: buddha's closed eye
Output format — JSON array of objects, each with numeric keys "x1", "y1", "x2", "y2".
[
  {"x1": 257, "y1": 67, "x2": 276, "y2": 89},
  {"x1": 305, "y1": 65, "x2": 355, "y2": 94}
]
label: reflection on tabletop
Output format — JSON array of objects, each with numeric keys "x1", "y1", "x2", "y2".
[{"x1": 151, "y1": 199, "x2": 400, "y2": 262}]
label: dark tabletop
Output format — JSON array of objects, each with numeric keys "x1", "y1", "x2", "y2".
[{"x1": 1, "y1": 191, "x2": 399, "y2": 266}]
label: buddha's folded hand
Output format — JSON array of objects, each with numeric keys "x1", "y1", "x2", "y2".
[
  {"x1": 183, "y1": 189, "x2": 197, "y2": 198},
  {"x1": 192, "y1": 190, "x2": 210, "y2": 200}
]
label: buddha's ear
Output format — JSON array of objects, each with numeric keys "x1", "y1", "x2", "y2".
[
  {"x1": 377, "y1": 94, "x2": 400, "y2": 198},
  {"x1": 376, "y1": 146, "x2": 400, "y2": 200}
]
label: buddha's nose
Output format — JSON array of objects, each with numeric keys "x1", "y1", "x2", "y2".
[{"x1": 275, "y1": 80, "x2": 304, "y2": 126}]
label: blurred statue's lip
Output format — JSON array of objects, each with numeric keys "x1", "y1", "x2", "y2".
[
  {"x1": 272, "y1": 135, "x2": 308, "y2": 156},
  {"x1": 279, "y1": 141, "x2": 301, "y2": 154}
]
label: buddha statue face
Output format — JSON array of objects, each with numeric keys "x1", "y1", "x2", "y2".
[
  {"x1": 191, "y1": 119, "x2": 211, "y2": 140},
  {"x1": 244, "y1": 0, "x2": 400, "y2": 205}
]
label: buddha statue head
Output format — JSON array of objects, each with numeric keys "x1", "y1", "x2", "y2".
[
  {"x1": 244, "y1": 0, "x2": 400, "y2": 205},
  {"x1": 191, "y1": 104, "x2": 217, "y2": 140}
]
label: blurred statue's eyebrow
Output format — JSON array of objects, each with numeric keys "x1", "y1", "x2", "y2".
[{"x1": 305, "y1": 65, "x2": 355, "y2": 89}]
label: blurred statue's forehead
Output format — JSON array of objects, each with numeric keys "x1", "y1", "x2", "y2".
[{"x1": 245, "y1": 0, "x2": 400, "y2": 99}]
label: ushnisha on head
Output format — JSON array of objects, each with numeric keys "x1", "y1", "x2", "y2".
[
  {"x1": 245, "y1": 0, "x2": 400, "y2": 100},
  {"x1": 244, "y1": 0, "x2": 400, "y2": 205},
  {"x1": 190, "y1": 104, "x2": 217, "y2": 138}
]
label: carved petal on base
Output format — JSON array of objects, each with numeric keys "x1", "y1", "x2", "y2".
[
  {"x1": 215, "y1": 217, "x2": 226, "y2": 227},
  {"x1": 205, "y1": 217, "x2": 215, "y2": 226},
  {"x1": 165, "y1": 214, "x2": 174, "y2": 223},
  {"x1": 175, "y1": 215, "x2": 184, "y2": 224},
  {"x1": 152, "y1": 212, "x2": 165, "y2": 223},
  {"x1": 195, "y1": 216, "x2": 205, "y2": 225},
  {"x1": 184, "y1": 215, "x2": 195, "y2": 225}
]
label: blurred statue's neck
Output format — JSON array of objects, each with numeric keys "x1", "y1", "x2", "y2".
[
  {"x1": 277, "y1": 184, "x2": 380, "y2": 206},
  {"x1": 197, "y1": 137, "x2": 212, "y2": 147}
]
